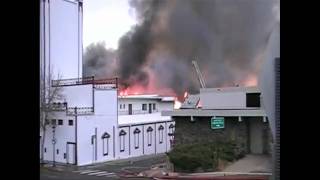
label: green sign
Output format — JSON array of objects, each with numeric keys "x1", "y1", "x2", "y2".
[{"x1": 211, "y1": 117, "x2": 224, "y2": 129}]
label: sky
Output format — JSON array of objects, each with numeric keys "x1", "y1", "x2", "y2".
[{"x1": 83, "y1": 0, "x2": 137, "y2": 49}]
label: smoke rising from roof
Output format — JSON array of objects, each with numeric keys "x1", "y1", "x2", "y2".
[{"x1": 84, "y1": 0, "x2": 279, "y2": 96}]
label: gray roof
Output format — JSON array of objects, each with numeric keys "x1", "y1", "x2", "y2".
[
  {"x1": 180, "y1": 94, "x2": 200, "y2": 109},
  {"x1": 162, "y1": 108, "x2": 266, "y2": 117},
  {"x1": 200, "y1": 86, "x2": 260, "y2": 93}
]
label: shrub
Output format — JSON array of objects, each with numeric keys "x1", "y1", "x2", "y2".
[{"x1": 168, "y1": 141, "x2": 241, "y2": 172}]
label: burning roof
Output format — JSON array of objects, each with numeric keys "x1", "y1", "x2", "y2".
[{"x1": 118, "y1": 94, "x2": 175, "y2": 102}]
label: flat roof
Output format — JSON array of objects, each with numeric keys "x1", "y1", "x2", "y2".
[
  {"x1": 200, "y1": 86, "x2": 260, "y2": 93},
  {"x1": 162, "y1": 108, "x2": 266, "y2": 117}
]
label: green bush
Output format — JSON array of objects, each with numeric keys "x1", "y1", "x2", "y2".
[{"x1": 167, "y1": 141, "x2": 242, "y2": 172}]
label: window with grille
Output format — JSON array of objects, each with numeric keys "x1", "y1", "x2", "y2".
[
  {"x1": 142, "y1": 104, "x2": 147, "y2": 110},
  {"x1": 147, "y1": 127, "x2": 153, "y2": 146},
  {"x1": 68, "y1": 120, "x2": 73, "y2": 126},
  {"x1": 102, "y1": 132, "x2": 110, "y2": 156},
  {"x1": 133, "y1": 128, "x2": 141, "y2": 149},
  {"x1": 168, "y1": 124, "x2": 174, "y2": 140},
  {"x1": 158, "y1": 125, "x2": 164, "y2": 144},
  {"x1": 119, "y1": 130, "x2": 126, "y2": 152}
]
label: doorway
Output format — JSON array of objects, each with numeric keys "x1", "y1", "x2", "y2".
[
  {"x1": 91, "y1": 128, "x2": 98, "y2": 163},
  {"x1": 128, "y1": 104, "x2": 132, "y2": 115},
  {"x1": 66, "y1": 142, "x2": 76, "y2": 165},
  {"x1": 249, "y1": 118, "x2": 263, "y2": 154},
  {"x1": 149, "y1": 103, "x2": 152, "y2": 114}
]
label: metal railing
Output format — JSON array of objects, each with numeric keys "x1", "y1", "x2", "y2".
[
  {"x1": 52, "y1": 76, "x2": 118, "y2": 88},
  {"x1": 118, "y1": 109, "x2": 159, "y2": 115},
  {"x1": 48, "y1": 101, "x2": 94, "y2": 115},
  {"x1": 50, "y1": 102, "x2": 68, "y2": 111},
  {"x1": 67, "y1": 107, "x2": 94, "y2": 116}
]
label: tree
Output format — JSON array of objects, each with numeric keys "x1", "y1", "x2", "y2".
[{"x1": 40, "y1": 71, "x2": 64, "y2": 164}]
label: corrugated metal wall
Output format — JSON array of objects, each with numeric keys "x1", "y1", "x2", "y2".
[{"x1": 274, "y1": 57, "x2": 280, "y2": 180}]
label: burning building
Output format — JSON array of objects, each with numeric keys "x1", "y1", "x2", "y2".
[{"x1": 40, "y1": 0, "x2": 175, "y2": 166}]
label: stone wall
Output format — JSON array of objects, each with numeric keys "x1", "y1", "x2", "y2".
[{"x1": 173, "y1": 116, "x2": 271, "y2": 154}]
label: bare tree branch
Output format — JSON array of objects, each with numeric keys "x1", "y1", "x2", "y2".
[{"x1": 40, "y1": 71, "x2": 64, "y2": 164}]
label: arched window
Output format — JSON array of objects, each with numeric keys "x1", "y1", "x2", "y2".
[
  {"x1": 168, "y1": 124, "x2": 175, "y2": 148},
  {"x1": 168, "y1": 124, "x2": 175, "y2": 139},
  {"x1": 133, "y1": 128, "x2": 141, "y2": 149},
  {"x1": 119, "y1": 130, "x2": 127, "y2": 152},
  {"x1": 101, "y1": 132, "x2": 110, "y2": 156},
  {"x1": 147, "y1": 126, "x2": 153, "y2": 146},
  {"x1": 158, "y1": 125, "x2": 164, "y2": 144}
]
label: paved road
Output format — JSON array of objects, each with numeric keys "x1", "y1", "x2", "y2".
[
  {"x1": 40, "y1": 154, "x2": 167, "y2": 180},
  {"x1": 223, "y1": 154, "x2": 271, "y2": 173}
]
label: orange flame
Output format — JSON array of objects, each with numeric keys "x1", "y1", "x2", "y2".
[
  {"x1": 244, "y1": 75, "x2": 257, "y2": 87},
  {"x1": 183, "y1": 91, "x2": 188, "y2": 99},
  {"x1": 174, "y1": 98, "x2": 182, "y2": 109}
]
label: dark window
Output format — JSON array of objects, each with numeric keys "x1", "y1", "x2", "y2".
[
  {"x1": 120, "y1": 104, "x2": 122, "y2": 109},
  {"x1": 68, "y1": 120, "x2": 73, "y2": 126},
  {"x1": 153, "y1": 103, "x2": 156, "y2": 110},
  {"x1": 129, "y1": 104, "x2": 132, "y2": 115},
  {"x1": 123, "y1": 104, "x2": 125, "y2": 109},
  {"x1": 44, "y1": 148, "x2": 46, "y2": 153},
  {"x1": 64, "y1": 153, "x2": 66, "y2": 159},
  {"x1": 58, "y1": 119, "x2": 63, "y2": 125},
  {"x1": 56, "y1": 149, "x2": 59, "y2": 154},
  {"x1": 102, "y1": 132, "x2": 110, "y2": 156},
  {"x1": 51, "y1": 119, "x2": 56, "y2": 125},
  {"x1": 246, "y1": 93, "x2": 261, "y2": 107},
  {"x1": 142, "y1": 104, "x2": 147, "y2": 110}
]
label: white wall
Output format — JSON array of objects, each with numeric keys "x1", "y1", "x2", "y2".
[
  {"x1": 42, "y1": 111, "x2": 75, "y2": 164},
  {"x1": 118, "y1": 98, "x2": 174, "y2": 115},
  {"x1": 76, "y1": 88, "x2": 118, "y2": 166},
  {"x1": 129, "y1": 125, "x2": 144, "y2": 157},
  {"x1": 48, "y1": 0, "x2": 82, "y2": 80},
  {"x1": 118, "y1": 99, "x2": 159, "y2": 114},
  {"x1": 158, "y1": 101, "x2": 174, "y2": 111},
  {"x1": 62, "y1": 84, "x2": 93, "y2": 108},
  {"x1": 116, "y1": 127, "x2": 130, "y2": 159},
  {"x1": 143, "y1": 124, "x2": 156, "y2": 155},
  {"x1": 94, "y1": 89, "x2": 118, "y2": 116},
  {"x1": 155, "y1": 123, "x2": 167, "y2": 154},
  {"x1": 200, "y1": 91, "x2": 246, "y2": 109},
  {"x1": 77, "y1": 115, "x2": 116, "y2": 166}
]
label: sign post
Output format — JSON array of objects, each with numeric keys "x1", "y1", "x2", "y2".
[{"x1": 211, "y1": 117, "x2": 225, "y2": 129}]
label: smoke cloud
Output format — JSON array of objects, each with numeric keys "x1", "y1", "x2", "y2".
[{"x1": 84, "y1": 0, "x2": 279, "y2": 96}]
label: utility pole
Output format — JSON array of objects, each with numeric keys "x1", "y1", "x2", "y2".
[{"x1": 52, "y1": 123, "x2": 56, "y2": 167}]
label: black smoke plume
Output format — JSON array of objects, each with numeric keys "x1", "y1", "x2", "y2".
[{"x1": 84, "y1": 0, "x2": 279, "y2": 96}]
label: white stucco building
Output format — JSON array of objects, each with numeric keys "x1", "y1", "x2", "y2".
[{"x1": 40, "y1": 0, "x2": 175, "y2": 166}]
